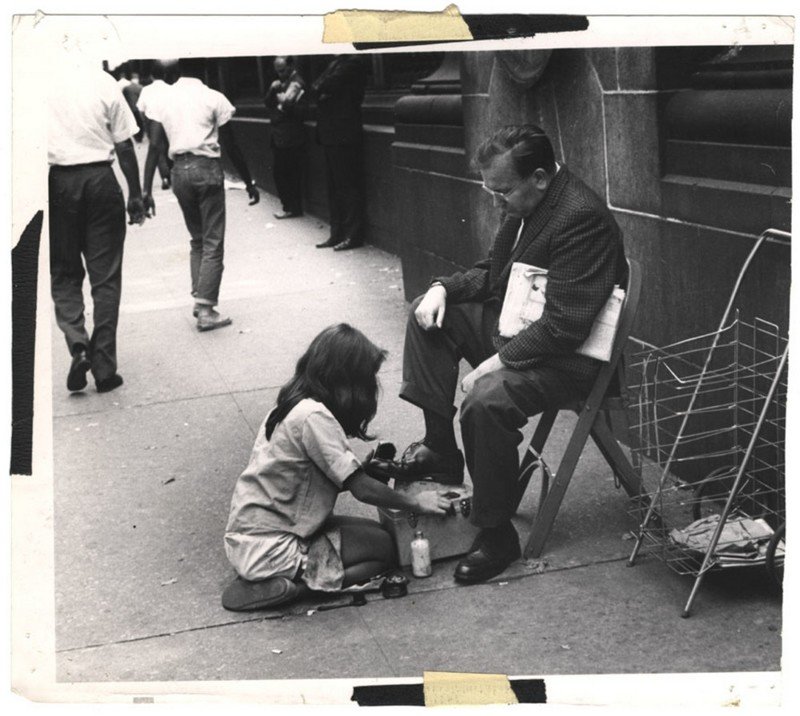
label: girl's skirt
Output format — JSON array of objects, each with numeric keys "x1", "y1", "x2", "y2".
[{"x1": 224, "y1": 524, "x2": 344, "y2": 592}]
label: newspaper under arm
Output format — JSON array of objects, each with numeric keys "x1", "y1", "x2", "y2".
[{"x1": 498, "y1": 263, "x2": 625, "y2": 362}]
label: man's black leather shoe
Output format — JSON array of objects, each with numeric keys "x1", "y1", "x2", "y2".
[
  {"x1": 454, "y1": 523, "x2": 521, "y2": 583},
  {"x1": 66, "y1": 348, "x2": 91, "y2": 392},
  {"x1": 316, "y1": 237, "x2": 339, "y2": 248},
  {"x1": 333, "y1": 237, "x2": 360, "y2": 251},
  {"x1": 96, "y1": 373, "x2": 124, "y2": 393},
  {"x1": 364, "y1": 441, "x2": 464, "y2": 485}
]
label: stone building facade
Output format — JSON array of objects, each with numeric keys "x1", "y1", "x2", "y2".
[{"x1": 211, "y1": 45, "x2": 791, "y2": 350}]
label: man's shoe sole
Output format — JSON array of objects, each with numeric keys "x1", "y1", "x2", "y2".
[
  {"x1": 197, "y1": 317, "x2": 233, "y2": 332},
  {"x1": 364, "y1": 459, "x2": 463, "y2": 486},
  {"x1": 394, "y1": 472, "x2": 464, "y2": 486}
]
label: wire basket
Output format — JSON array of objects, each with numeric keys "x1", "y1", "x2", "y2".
[{"x1": 626, "y1": 229, "x2": 789, "y2": 616}]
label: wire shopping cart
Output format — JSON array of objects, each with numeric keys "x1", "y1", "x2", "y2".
[{"x1": 626, "y1": 228, "x2": 789, "y2": 617}]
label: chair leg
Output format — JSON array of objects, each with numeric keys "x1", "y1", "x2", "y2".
[
  {"x1": 590, "y1": 412, "x2": 642, "y2": 497},
  {"x1": 514, "y1": 410, "x2": 557, "y2": 511},
  {"x1": 523, "y1": 407, "x2": 598, "y2": 559}
]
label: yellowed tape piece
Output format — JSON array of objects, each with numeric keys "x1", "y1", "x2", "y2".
[
  {"x1": 323, "y1": 3, "x2": 472, "y2": 44},
  {"x1": 423, "y1": 671, "x2": 519, "y2": 707}
]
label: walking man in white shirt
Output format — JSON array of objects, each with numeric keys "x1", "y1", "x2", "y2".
[
  {"x1": 48, "y1": 60, "x2": 147, "y2": 394},
  {"x1": 142, "y1": 58, "x2": 260, "y2": 332}
]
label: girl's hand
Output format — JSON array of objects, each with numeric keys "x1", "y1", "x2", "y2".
[{"x1": 414, "y1": 491, "x2": 451, "y2": 516}]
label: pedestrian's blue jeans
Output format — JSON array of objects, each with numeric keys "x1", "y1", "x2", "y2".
[{"x1": 170, "y1": 154, "x2": 226, "y2": 306}]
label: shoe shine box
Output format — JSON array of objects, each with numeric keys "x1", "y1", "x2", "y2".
[{"x1": 377, "y1": 481, "x2": 480, "y2": 567}]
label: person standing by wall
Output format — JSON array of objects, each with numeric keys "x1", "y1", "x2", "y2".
[
  {"x1": 311, "y1": 55, "x2": 367, "y2": 252},
  {"x1": 265, "y1": 56, "x2": 306, "y2": 220},
  {"x1": 142, "y1": 59, "x2": 260, "y2": 332},
  {"x1": 48, "y1": 60, "x2": 147, "y2": 394}
]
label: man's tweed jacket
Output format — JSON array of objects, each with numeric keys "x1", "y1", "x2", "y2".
[{"x1": 435, "y1": 166, "x2": 627, "y2": 382}]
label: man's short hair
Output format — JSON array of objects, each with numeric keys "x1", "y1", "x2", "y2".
[
  {"x1": 475, "y1": 125, "x2": 556, "y2": 178},
  {"x1": 178, "y1": 58, "x2": 207, "y2": 80}
]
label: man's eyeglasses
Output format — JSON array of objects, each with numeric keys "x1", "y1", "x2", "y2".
[{"x1": 480, "y1": 174, "x2": 530, "y2": 201}]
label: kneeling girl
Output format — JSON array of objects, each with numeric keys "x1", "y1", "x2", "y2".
[{"x1": 223, "y1": 323, "x2": 449, "y2": 610}]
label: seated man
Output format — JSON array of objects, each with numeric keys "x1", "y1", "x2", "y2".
[{"x1": 392, "y1": 125, "x2": 627, "y2": 583}]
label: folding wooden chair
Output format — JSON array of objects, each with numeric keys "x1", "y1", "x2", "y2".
[{"x1": 515, "y1": 258, "x2": 643, "y2": 559}]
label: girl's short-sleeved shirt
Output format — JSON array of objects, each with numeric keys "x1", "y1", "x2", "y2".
[{"x1": 226, "y1": 399, "x2": 361, "y2": 539}]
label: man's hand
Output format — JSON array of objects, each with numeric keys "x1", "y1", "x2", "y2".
[
  {"x1": 414, "y1": 490, "x2": 452, "y2": 516},
  {"x1": 127, "y1": 196, "x2": 146, "y2": 226},
  {"x1": 143, "y1": 193, "x2": 156, "y2": 218},
  {"x1": 461, "y1": 353, "x2": 503, "y2": 393},
  {"x1": 246, "y1": 183, "x2": 260, "y2": 206},
  {"x1": 414, "y1": 284, "x2": 447, "y2": 330}
]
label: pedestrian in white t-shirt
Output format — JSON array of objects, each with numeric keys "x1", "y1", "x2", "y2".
[{"x1": 142, "y1": 58, "x2": 259, "y2": 332}]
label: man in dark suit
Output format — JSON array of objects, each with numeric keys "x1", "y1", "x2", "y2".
[
  {"x1": 385, "y1": 125, "x2": 627, "y2": 583},
  {"x1": 311, "y1": 55, "x2": 367, "y2": 252},
  {"x1": 265, "y1": 56, "x2": 306, "y2": 220}
]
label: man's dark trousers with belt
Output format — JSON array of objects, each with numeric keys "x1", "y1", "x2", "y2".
[{"x1": 49, "y1": 163, "x2": 126, "y2": 383}]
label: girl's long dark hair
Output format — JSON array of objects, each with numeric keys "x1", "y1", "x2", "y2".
[{"x1": 265, "y1": 323, "x2": 387, "y2": 441}]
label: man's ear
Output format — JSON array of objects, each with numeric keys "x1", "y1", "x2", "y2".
[{"x1": 532, "y1": 168, "x2": 550, "y2": 191}]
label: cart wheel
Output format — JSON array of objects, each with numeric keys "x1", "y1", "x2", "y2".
[
  {"x1": 691, "y1": 467, "x2": 735, "y2": 521},
  {"x1": 765, "y1": 522, "x2": 785, "y2": 591}
]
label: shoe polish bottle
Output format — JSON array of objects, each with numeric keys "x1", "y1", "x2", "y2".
[{"x1": 410, "y1": 530, "x2": 432, "y2": 578}]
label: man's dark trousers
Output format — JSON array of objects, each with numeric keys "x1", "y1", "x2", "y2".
[
  {"x1": 49, "y1": 163, "x2": 126, "y2": 383},
  {"x1": 400, "y1": 295, "x2": 595, "y2": 528},
  {"x1": 170, "y1": 154, "x2": 226, "y2": 306},
  {"x1": 323, "y1": 144, "x2": 363, "y2": 243},
  {"x1": 273, "y1": 144, "x2": 304, "y2": 215}
]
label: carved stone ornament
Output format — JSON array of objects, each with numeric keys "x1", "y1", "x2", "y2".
[{"x1": 495, "y1": 50, "x2": 552, "y2": 88}]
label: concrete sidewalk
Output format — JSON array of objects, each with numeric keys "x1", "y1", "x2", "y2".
[{"x1": 51, "y1": 142, "x2": 782, "y2": 688}]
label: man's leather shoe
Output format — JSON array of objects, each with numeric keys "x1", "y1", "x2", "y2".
[
  {"x1": 197, "y1": 310, "x2": 233, "y2": 332},
  {"x1": 364, "y1": 441, "x2": 464, "y2": 485},
  {"x1": 316, "y1": 237, "x2": 339, "y2": 248},
  {"x1": 273, "y1": 210, "x2": 302, "y2": 219},
  {"x1": 333, "y1": 237, "x2": 359, "y2": 251},
  {"x1": 67, "y1": 348, "x2": 92, "y2": 392},
  {"x1": 454, "y1": 523, "x2": 521, "y2": 583},
  {"x1": 96, "y1": 373, "x2": 124, "y2": 393}
]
